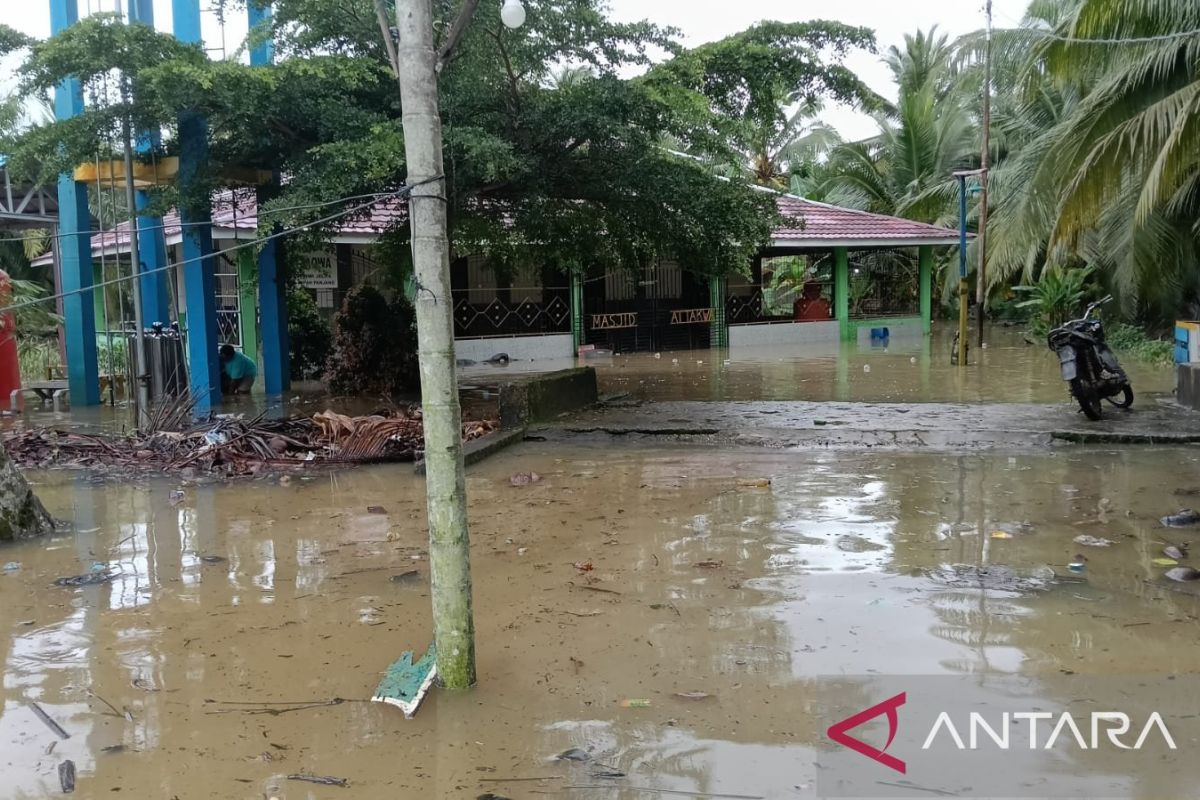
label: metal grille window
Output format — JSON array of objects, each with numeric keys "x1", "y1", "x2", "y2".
[
  {"x1": 848, "y1": 249, "x2": 920, "y2": 319},
  {"x1": 727, "y1": 252, "x2": 835, "y2": 324},
  {"x1": 215, "y1": 253, "x2": 241, "y2": 347}
]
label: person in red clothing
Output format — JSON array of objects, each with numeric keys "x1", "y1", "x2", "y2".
[{"x1": 793, "y1": 281, "x2": 831, "y2": 321}]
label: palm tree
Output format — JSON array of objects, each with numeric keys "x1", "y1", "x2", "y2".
[
  {"x1": 817, "y1": 28, "x2": 977, "y2": 226},
  {"x1": 747, "y1": 99, "x2": 841, "y2": 188},
  {"x1": 983, "y1": 0, "x2": 1200, "y2": 325}
]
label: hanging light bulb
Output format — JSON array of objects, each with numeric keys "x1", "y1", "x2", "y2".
[{"x1": 500, "y1": 0, "x2": 526, "y2": 29}]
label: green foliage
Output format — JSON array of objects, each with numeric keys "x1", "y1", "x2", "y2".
[
  {"x1": 10, "y1": 3, "x2": 886, "y2": 287},
  {"x1": 17, "y1": 337, "x2": 60, "y2": 382},
  {"x1": 286, "y1": 287, "x2": 332, "y2": 381},
  {"x1": 645, "y1": 21, "x2": 878, "y2": 187},
  {"x1": 1014, "y1": 265, "x2": 1095, "y2": 336},
  {"x1": 983, "y1": 0, "x2": 1200, "y2": 327},
  {"x1": 1104, "y1": 323, "x2": 1174, "y2": 366},
  {"x1": 96, "y1": 337, "x2": 128, "y2": 374},
  {"x1": 323, "y1": 285, "x2": 418, "y2": 398}
]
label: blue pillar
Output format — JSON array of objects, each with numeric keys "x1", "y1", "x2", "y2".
[
  {"x1": 127, "y1": 0, "x2": 171, "y2": 325},
  {"x1": 173, "y1": 0, "x2": 221, "y2": 410},
  {"x1": 250, "y1": 2, "x2": 290, "y2": 394},
  {"x1": 51, "y1": 0, "x2": 100, "y2": 406},
  {"x1": 248, "y1": 2, "x2": 275, "y2": 64}
]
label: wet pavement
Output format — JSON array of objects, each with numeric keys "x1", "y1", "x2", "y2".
[
  {"x1": 551, "y1": 397, "x2": 1200, "y2": 449},
  {"x1": 3, "y1": 443, "x2": 1200, "y2": 798}
]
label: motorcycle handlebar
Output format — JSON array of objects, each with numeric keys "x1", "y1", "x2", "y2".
[{"x1": 1082, "y1": 295, "x2": 1113, "y2": 320}]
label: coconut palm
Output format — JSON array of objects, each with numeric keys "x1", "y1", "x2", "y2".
[
  {"x1": 817, "y1": 28, "x2": 977, "y2": 226},
  {"x1": 984, "y1": 0, "x2": 1200, "y2": 324}
]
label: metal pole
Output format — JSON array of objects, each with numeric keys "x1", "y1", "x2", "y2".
[
  {"x1": 957, "y1": 174, "x2": 969, "y2": 366},
  {"x1": 975, "y1": 0, "x2": 993, "y2": 348},
  {"x1": 121, "y1": 106, "x2": 151, "y2": 428}
]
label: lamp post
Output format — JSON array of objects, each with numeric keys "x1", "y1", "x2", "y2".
[{"x1": 952, "y1": 169, "x2": 985, "y2": 366}]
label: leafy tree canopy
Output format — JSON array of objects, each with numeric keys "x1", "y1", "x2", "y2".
[{"x1": 10, "y1": 1, "x2": 876, "y2": 280}]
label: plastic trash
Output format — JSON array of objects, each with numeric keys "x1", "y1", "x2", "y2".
[
  {"x1": 2, "y1": 561, "x2": 20, "y2": 572},
  {"x1": 619, "y1": 699, "x2": 651, "y2": 708}
]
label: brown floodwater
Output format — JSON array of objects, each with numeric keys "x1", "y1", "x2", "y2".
[
  {"x1": 458, "y1": 326, "x2": 1176, "y2": 404},
  {"x1": 2, "y1": 441, "x2": 1200, "y2": 798}
]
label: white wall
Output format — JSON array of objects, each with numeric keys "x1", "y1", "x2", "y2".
[
  {"x1": 454, "y1": 334, "x2": 575, "y2": 363},
  {"x1": 854, "y1": 319, "x2": 923, "y2": 347},
  {"x1": 729, "y1": 320, "x2": 840, "y2": 348}
]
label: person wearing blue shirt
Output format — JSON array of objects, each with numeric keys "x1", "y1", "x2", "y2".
[{"x1": 219, "y1": 344, "x2": 258, "y2": 395}]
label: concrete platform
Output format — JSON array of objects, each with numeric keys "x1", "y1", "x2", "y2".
[{"x1": 537, "y1": 395, "x2": 1200, "y2": 450}]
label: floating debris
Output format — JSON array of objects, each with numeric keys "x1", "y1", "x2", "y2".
[
  {"x1": 1, "y1": 405, "x2": 496, "y2": 478},
  {"x1": 509, "y1": 472, "x2": 542, "y2": 486},
  {"x1": 555, "y1": 748, "x2": 591, "y2": 762},
  {"x1": 58, "y1": 760, "x2": 75, "y2": 794},
  {"x1": 925, "y1": 564, "x2": 1056, "y2": 592},
  {"x1": 1161, "y1": 509, "x2": 1200, "y2": 528},
  {"x1": 1165, "y1": 567, "x2": 1200, "y2": 582},
  {"x1": 287, "y1": 774, "x2": 348, "y2": 788},
  {"x1": 1164, "y1": 544, "x2": 1189, "y2": 560},
  {"x1": 1073, "y1": 535, "x2": 1114, "y2": 547},
  {"x1": 54, "y1": 572, "x2": 116, "y2": 587},
  {"x1": 673, "y1": 691, "x2": 713, "y2": 701}
]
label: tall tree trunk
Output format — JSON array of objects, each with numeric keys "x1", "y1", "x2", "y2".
[
  {"x1": 0, "y1": 446, "x2": 54, "y2": 541},
  {"x1": 394, "y1": 0, "x2": 477, "y2": 689}
]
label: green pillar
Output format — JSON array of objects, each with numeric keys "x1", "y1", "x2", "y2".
[
  {"x1": 570, "y1": 271, "x2": 584, "y2": 354},
  {"x1": 92, "y1": 263, "x2": 106, "y2": 334},
  {"x1": 919, "y1": 245, "x2": 933, "y2": 335},
  {"x1": 835, "y1": 247, "x2": 851, "y2": 341},
  {"x1": 709, "y1": 275, "x2": 728, "y2": 349},
  {"x1": 237, "y1": 250, "x2": 259, "y2": 377}
]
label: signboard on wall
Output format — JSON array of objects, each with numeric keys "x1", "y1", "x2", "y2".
[
  {"x1": 670, "y1": 308, "x2": 714, "y2": 325},
  {"x1": 298, "y1": 252, "x2": 338, "y2": 289},
  {"x1": 591, "y1": 312, "x2": 637, "y2": 330}
]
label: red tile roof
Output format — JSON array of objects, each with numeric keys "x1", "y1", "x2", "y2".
[
  {"x1": 772, "y1": 195, "x2": 961, "y2": 246},
  {"x1": 36, "y1": 190, "x2": 959, "y2": 266}
]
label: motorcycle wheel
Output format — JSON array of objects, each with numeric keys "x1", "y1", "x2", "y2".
[
  {"x1": 1105, "y1": 385, "x2": 1134, "y2": 409},
  {"x1": 1069, "y1": 378, "x2": 1103, "y2": 420}
]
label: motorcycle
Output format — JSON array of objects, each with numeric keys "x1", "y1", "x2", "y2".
[{"x1": 1046, "y1": 295, "x2": 1133, "y2": 420}]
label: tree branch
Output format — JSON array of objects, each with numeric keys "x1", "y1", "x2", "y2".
[
  {"x1": 436, "y1": 0, "x2": 481, "y2": 73},
  {"x1": 373, "y1": 0, "x2": 401, "y2": 78}
]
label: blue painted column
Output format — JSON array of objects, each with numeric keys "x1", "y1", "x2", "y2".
[
  {"x1": 173, "y1": 0, "x2": 221, "y2": 409},
  {"x1": 51, "y1": 0, "x2": 100, "y2": 406},
  {"x1": 128, "y1": 0, "x2": 171, "y2": 325},
  {"x1": 249, "y1": 2, "x2": 290, "y2": 394}
]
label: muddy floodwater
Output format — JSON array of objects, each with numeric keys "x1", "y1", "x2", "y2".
[
  {"x1": 3, "y1": 441, "x2": 1200, "y2": 798},
  {"x1": 459, "y1": 326, "x2": 1175, "y2": 404}
]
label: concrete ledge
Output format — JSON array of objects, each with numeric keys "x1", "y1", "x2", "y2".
[
  {"x1": 1178, "y1": 364, "x2": 1200, "y2": 411},
  {"x1": 499, "y1": 367, "x2": 598, "y2": 428},
  {"x1": 414, "y1": 426, "x2": 528, "y2": 474}
]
